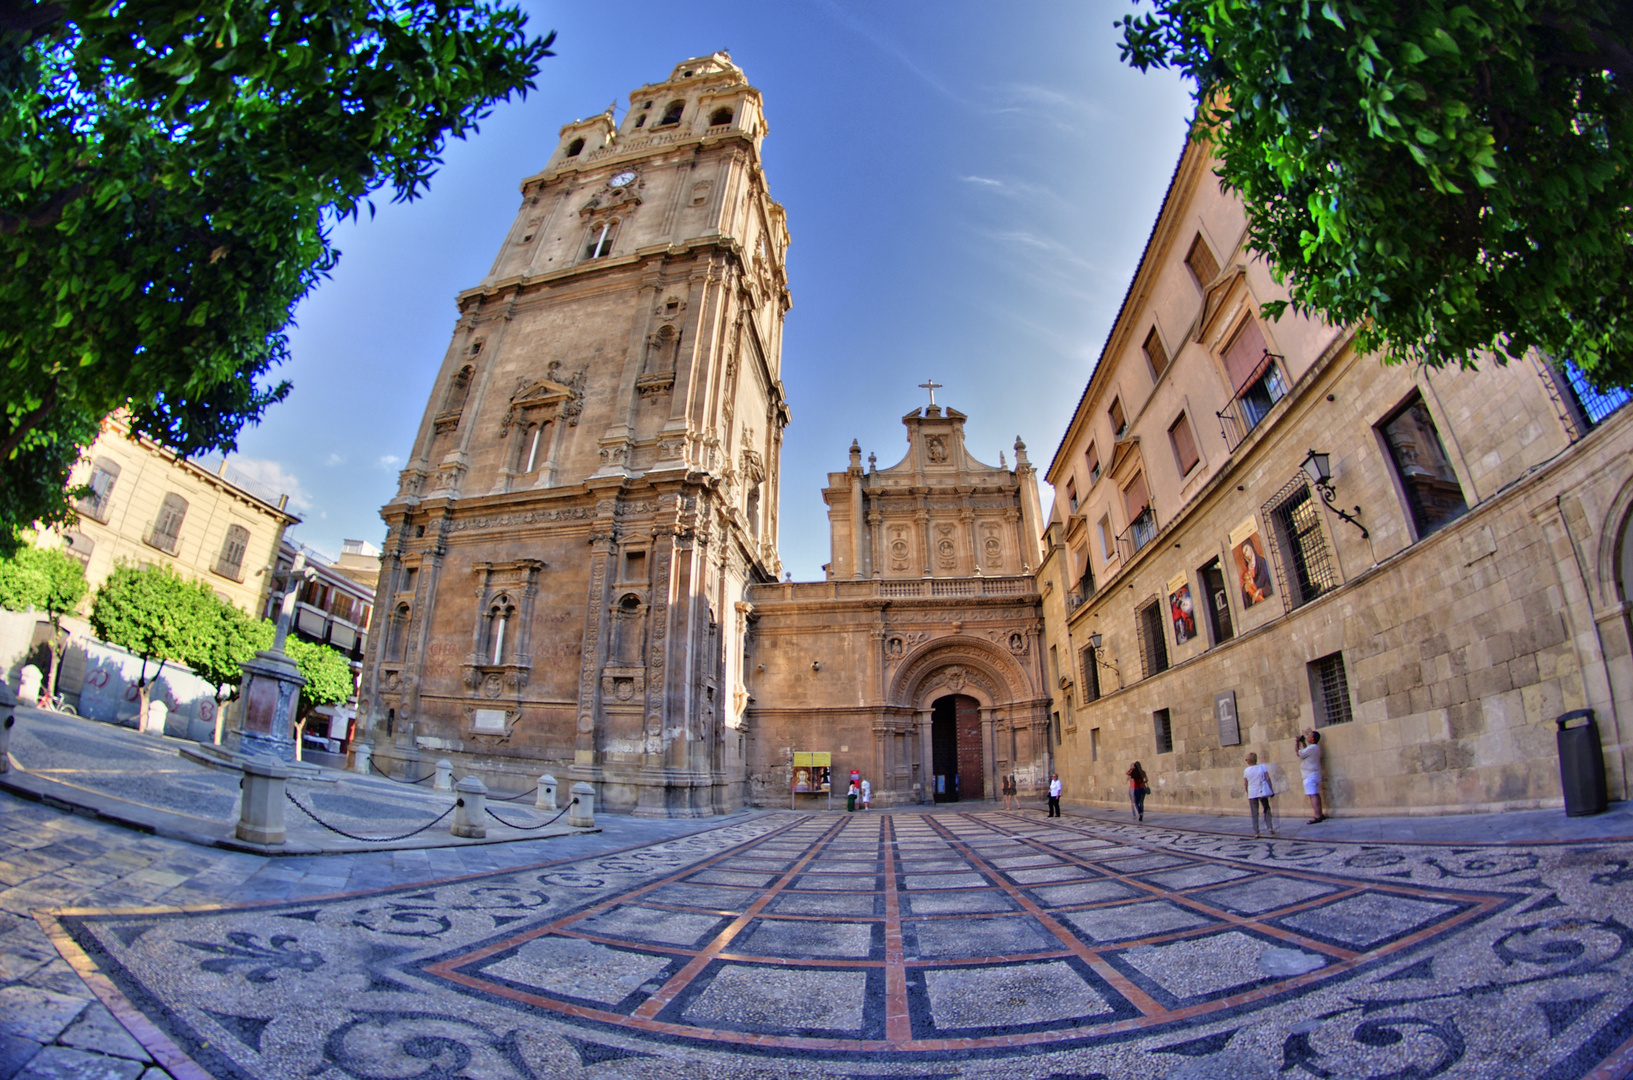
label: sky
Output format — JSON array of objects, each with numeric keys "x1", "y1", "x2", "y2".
[{"x1": 217, "y1": 0, "x2": 1193, "y2": 579}]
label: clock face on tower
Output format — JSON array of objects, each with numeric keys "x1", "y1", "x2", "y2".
[{"x1": 610, "y1": 171, "x2": 637, "y2": 188}]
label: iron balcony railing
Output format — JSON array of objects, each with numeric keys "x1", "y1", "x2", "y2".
[{"x1": 1116, "y1": 507, "x2": 1158, "y2": 562}]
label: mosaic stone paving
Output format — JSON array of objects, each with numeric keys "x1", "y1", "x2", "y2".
[{"x1": 36, "y1": 810, "x2": 1633, "y2": 1079}]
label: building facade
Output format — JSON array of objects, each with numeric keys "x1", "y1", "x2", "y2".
[
  {"x1": 741, "y1": 403, "x2": 1050, "y2": 807},
  {"x1": 59, "y1": 415, "x2": 298, "y2": 614},
  {"x1": 264, "y1": 539, "x2": 378, "y2": 752},
  {"x1": 359, "y1": 54, "x2": 791, "y2": 816},
  {"x1": 1038, "y1": 138, "x2": 1633, "y2": 818}
]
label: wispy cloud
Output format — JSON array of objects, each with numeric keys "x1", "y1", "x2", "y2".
[
  {"x1": 225, "y1": 457, "x2": 313, "y2": 513},
  {"x1": 979, "y1": 82, "x2": 1111, "y2": 134},
  {"x1": 960, "y1": 176, "x2": 1007, "y2": 190},
  {"x1": 323, "y1": 452, "x2": 345, "y2": 467},
  {"x1": 811, "y1": 0, "x2": 966, "y2": 107},
  {"x1": 378, "y1": 455, "x2": 401, "y2": 469}
]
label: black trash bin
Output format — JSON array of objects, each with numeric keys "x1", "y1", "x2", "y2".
[{"x1": 1557, "y1": 709, "x2": 1609, "y2": 817}]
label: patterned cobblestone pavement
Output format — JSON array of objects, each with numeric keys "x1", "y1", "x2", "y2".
[{"x1": 20, "y1": 803, "x2": 1633, "y2": 1079}]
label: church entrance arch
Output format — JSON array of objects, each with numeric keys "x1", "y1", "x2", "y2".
[{"x1": 930, "y1": 694, "x2": 982, "y2": 801}]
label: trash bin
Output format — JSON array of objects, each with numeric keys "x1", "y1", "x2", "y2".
[{"x1": 1557, "y1": 709, "x2": 1609, "y2": 817}]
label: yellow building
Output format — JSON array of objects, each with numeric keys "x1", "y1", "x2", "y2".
[{"x1": 60, "y1": 416, "x2": 299, "y2": 614}]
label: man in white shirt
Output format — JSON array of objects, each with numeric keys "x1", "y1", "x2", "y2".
[
  {"x1": 1243, "y1": 752, "x2": 1275, "y2": 837},
  {"x1": 1297, "y1": 729, "x2": 1325, "y2": 824},
  {"x1": 1047, "y1": 774, "x2": 1062, "y2": 817}
]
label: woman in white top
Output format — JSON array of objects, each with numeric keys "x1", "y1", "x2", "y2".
[
  {"x1": 1296, "y1": 730, "x2": 1325, "y2": 824},
  {"x1": 1242, "y1": 752, "x2": 1275, "y2": 837},
  {"x1": 860, "y1": 778, "x2": 871, "y2": 811}
]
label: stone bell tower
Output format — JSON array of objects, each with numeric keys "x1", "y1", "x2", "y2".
[{"x1": 359, "y1": 53, "x2": 792, "y2": 817}]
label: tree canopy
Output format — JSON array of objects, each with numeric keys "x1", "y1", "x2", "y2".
[
  {"x1": 0, "y1": 540, "x2": 87, "y2": 620},
  {"x1": 1119, "y1": 0, "x2": 1633, "y2": 386},
  {"x1": 0, "y1": 0, "x2": 555, "y2": 549}
]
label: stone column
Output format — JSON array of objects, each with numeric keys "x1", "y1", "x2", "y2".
[
  {"x1": 981, "y1": 707, "x2": 997, "y2": 802},
  {"x1": 236, "y1": 757, "x2": 288, "y2": 846},
  {"x1": 918, "y1": 708, "x2": 934, "y2": 803},
  {"x1": 237, "y1": 650, "x2": 305, "y2": 761}
]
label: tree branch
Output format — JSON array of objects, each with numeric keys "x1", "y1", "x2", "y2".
[
  {"x1": 0, "y1": 181, "x2": 91, "y2": 236},
  {"x1": 0, "y1": 379, "x2": 58, "y2": 462}
]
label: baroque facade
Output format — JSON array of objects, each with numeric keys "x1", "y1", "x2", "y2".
[
  {"x1": 1038, "y1": 136, "x2": 1633, "y2": 818},
  {"x1": 358, "y1": 54, "x2": 791, "y2": 816},
  {"x1": 741, "y1": 403, "x2": 1050, "y2": 807}
]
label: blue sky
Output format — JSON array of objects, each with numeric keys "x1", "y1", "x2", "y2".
[{"x1": 219, "y1": 0, "x2": 1192, "y2": 579}]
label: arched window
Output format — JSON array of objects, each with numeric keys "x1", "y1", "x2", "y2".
[
  {"x1": 584, "y1": 220, "x2": 617, "y2": 260},
  {"x1": 215, "y1": 524, "x2": 250, "y2": 580},
  {"x1": 517, "y1": 420, "x2": 551, "y2": 476},
  {"x1": 148, "y1": 493, "x2": 188, "y2": 554},
  {"x1": 387, "y1": 604, "x2": 411, "y2": 661},
  {"x1": 658, "y1": 100, "x2": 684, "y2": 126},
  {"x1": 77, "y1": 457, "x2": 121, "y2": 521},
  {"x1": 487, "y1": 596, "x2": 515, "y2": 664},
  {"x1": 634, "y1": 114, "x2": 646, "y2": 128},
  {"x1": 566, "y1": 137, "x2": 585, "y2": 157},
  {"x1": 442, "y1": 365, "x2": 474, "y2": 414},
  {"x1": 709, "y1": 106, "x2": 733, "y2": 126}
]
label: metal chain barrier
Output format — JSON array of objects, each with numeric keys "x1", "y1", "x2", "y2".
[
  {"x1": 487, "y1": 785, "x2": 537, "y2": 801},
  {"x1": 485, "y1": 798, "x2": 577, "y2": 831},
  {"x1": 285, "y1": 790, "x2": 455, "y2": 843},
  {"x1": 368, "y1": 756, "x2": 436, "y2": 785}
]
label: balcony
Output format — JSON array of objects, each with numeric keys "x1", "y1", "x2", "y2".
[
  {"x1": 1116, "y1": 507, "x2": 1158, "y2": 562},
  {"x1": 758, "y1": 575, "x2": 1037, "y2": 604}
]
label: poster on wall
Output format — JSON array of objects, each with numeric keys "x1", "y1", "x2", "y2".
[
  {"x1": 1215, "y1": 689, "x2": 1241, "y2": 746},
  {"x1": 1168, "y1": 572, "x2": 1195, "y2": 645},
  {"x1": 793, "y1": 752, "x2": 832, "y2": 794},
  {"x1": 1229, "y1": 516, "x2": 1274, "y2": 609}
]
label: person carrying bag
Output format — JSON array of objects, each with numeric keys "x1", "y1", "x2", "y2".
[{"x1": 1127, "y1": 762, "x2": 1149, "y2": 821}]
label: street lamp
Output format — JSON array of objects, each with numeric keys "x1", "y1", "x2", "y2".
[{"x1": 1300, "y1": 449, "x2": 1369, "y2": 539}]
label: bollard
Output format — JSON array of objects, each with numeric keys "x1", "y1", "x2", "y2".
[
  {"x1": 451, "y1": 775, "x2": 488, "y2": 838},
  {"x1": 352, "y1": 742, "x2": 372, "y2": 776},
  {"x1": 568, "y1": 782, "x2": 596, "y2": 828},
  {"x1": 433, "y1": 758, "x2": 454, "y2": 792},
  {"x1": 144, "y1": 700, "x2": 168, "y2": 736},
  {"x1": 236, "y1": 757, "x2": 289, "y2": 846},
  {"x1": 17, "y1": 665, "x2": 40, "y2": 707},
  {"x1": 536, "y1": 773, "x2": 557, "y2": 811}
]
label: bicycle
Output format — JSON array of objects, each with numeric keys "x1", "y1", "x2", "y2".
[{"x1": 42, "y1": 691, "x2": 77, "y2": 716}]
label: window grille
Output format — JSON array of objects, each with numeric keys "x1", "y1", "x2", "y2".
[
  {"x1": 1199, "y1": 558, "x2": 1234, "y2": 645},
  {"x1": 148, "y1": 493, "x2": 188, "y2": 554},
  {"x1": 1563, "y1": 361, "x2": 1631, "y2": 428},
  {"x1": 1154, "y1": 708, "x2": 1173, "y2": 753},
  {"x1": 1309, "y1": 652, "x2": 1354, "y2": 726},
  {"x1": 1080, "y1": 647, "x2": 1101, "y2": 702},
  {"x1": 1137, "y1": 600, "x2": 1170, "y2": 679},
  {"x1": 1263, "y1": 477, "x2": 1336, "y2": 610}
]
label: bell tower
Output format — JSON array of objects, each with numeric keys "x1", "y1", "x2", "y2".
[{"x1": 361, "y1": 53, "x2": 792, "y2": 817}]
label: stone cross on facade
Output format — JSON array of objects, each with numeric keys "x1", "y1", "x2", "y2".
[{"x1": 918, "y1": 379, "x2": 942, "y2": 407}]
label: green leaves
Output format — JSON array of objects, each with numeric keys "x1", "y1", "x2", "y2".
[
  {"x1": 0, "y1": 541, "x2": 89, "y2": 619},
  {"x1": 1, "y1": 1, "x2": 555, "y2": 540},
  {"x1": 1118, "y1": 0, "x2": 1633, "y2": 384}
]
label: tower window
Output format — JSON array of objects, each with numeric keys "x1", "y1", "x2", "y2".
[
  {"x1": 709, "y1": 106, "x2": 733, "y2": 126},
  {"x1": 585, "y1": 221, "x2": 617, "y2": 259},
  {"x1": 634, "y1": 115, "x2": 646, "y2": 128},
  {"x1": 566, "y1": 137, "x2": 585, "y2": 157},
  {"x1": 658, "y1": 100, "x2": 684, "y2": 126}
]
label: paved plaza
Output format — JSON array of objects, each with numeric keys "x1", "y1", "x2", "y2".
[{"x1": 4, "y1": 776, "x2": 1633, "y2": 1079}]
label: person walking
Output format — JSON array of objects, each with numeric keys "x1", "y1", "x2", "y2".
[
  {"x1": 1003, "y1": 773, "x2": 1016, "y2": 810},
  {"x1": 1243, "y1": 752, "x2": 1276, "y2": 837},
  {"x1": 1127, "y1": 762, "x2": 1149, "y2": 821},
  {"x1": 1047, "y1": 773, "x2": 1062, "y2": 817},
  {"x1": 1296, "y1": 729, "x2": 1325, "y2": 823},
  {"x1": 860, "y1": 777, "x2": 871, "y2": 811},
  {"x1": 846, "y1": 778, "x2": 859, "y2": 813}
]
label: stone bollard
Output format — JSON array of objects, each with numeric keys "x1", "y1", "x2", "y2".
[
  {"x1": 433, "y1": 758, "x2": 454, "y2": 792},
  {"x1": 144, "y1": 700, "x2": 169, "y2": 736},
  {"x1": 236, "y1": 757, "x2": 289, "y2": 846},
  {"x1": 568, "y1": 782, "x2": 596, "y2": 828},
  {"x1": 451, "y1": 776, "x2": 488, "y2": 839},
  {"x1": 352, "y1": 742, "x2": 372, "y2": 775},
  {"x1": 536, "y1": 773, "x2": 557, "y2": 811},
  {"x1": 17, "y1": 665, "x2": 41, "y2": 707}
]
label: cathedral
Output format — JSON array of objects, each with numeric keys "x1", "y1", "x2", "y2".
[{"x1": 359, "y1": 54, "x2": 1049, "y2": 815}]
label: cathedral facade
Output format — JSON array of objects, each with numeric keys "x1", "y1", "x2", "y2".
[{"x1": 359, "y1": 54, "x2": 790, "y2": 816}]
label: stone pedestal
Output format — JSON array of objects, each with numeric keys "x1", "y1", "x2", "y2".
[
  {"x1": 0, "y1": 682, "x2": 16, "y2": 773},
  {"x1": 433, "y1": 759, "x2": 454, "y2": 792},
  {"x1": 237, "y1": 650, "x2": 306, "y2": 762},
  {"x1": 143, "y1": 700, "x2": 168, "y2": 736},
  {"x1": 536, "y1": 773, "x2": 557, "y2": 811},
  {"x1": 568, "y1": 782, "x2": 596, "y2": 828},
  {"x1": 452, "y1": 776, "x2": 488, "y2": 838},
  {"x1": 236, "y1": 757, "x2": 289, "y2": 846},
  {"x1": 17, "y1": 665, "x2": 40, "y2": 707},
  {"x1": 352, "y1": 742, "x2": 372, "y2": 775}
]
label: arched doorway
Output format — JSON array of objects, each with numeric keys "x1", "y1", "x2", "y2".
[{"x1": 930, "y1": 694, "x2": 982, "y2": 802}]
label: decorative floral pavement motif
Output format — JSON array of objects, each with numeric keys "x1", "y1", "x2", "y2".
[{"x1": 37, "y1": 811, "x2": 1633, "y2": 1079}]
